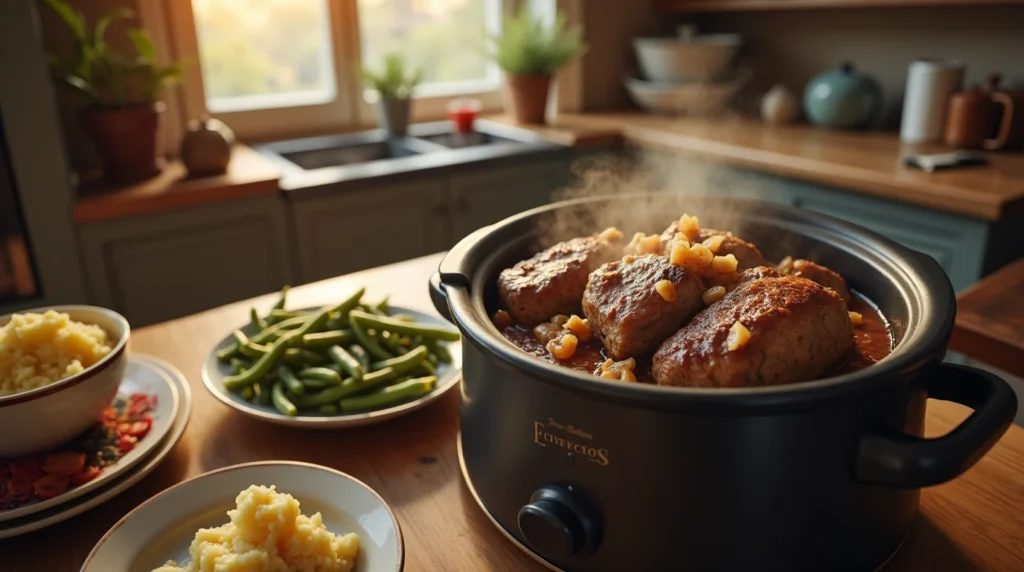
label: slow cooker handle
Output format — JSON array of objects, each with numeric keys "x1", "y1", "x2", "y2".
[
  {"x1": 429, "y1": 272, "x2": 454, "y2": 324},
  {"x1": 856, "y1": 363, "x2": 1018, "y2": 487}
]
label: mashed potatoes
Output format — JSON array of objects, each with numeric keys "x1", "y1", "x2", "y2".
[
  {"x1": 0, "y1": 310, "x2": 112, "y2": 396},
  {"x1": 154, "y1": 485, "x2": 359, "y2": 572}
]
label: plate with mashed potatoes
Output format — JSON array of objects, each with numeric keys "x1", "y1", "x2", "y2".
[{"x1": 82, "y1": 461, "x2": 402, "y2": 572}]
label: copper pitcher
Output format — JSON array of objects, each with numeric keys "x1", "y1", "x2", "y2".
[{"x1": 943, "y1": 75, "x2": 1016, "y2": 150}]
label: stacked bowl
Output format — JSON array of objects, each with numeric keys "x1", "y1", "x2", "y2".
[{"x1": 627, "y1": 28, "x2": 744, "y2": 116}]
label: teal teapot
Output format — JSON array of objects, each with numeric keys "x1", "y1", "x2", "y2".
[{"x1": 803, "y1": 62, "x2": 883, "y2": 129}]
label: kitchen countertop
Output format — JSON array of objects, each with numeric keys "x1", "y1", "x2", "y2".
[
  {"x1": 10, "y1": 253, "x2": 1024, "y2": 571},
  {"x1": 73, "y1": 145, "x2": 281, "y2": 224},
  {"x1": 497, "y1": 112, "x2": 1024, "y2": 221},
  {"x1": 951, "y1": 258, "x2": 1024, "y2": 377}
]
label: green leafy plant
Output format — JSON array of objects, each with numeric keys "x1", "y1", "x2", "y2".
[
  {"x1": 486, "y1": 7, "x2": 587, "y2": 76},
  {"x1": 360, "y1": 53, "x2": 423, "y2": 100},
  {"x1": 42, "y1": 0, "x2": 185, "y2": 107}
]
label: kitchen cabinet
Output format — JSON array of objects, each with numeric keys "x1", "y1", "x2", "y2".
[
  {"x1": 77, "y1": 196, "x2": 294, "y2": 327},
  {"x1": 289, "y1": 180, "x2": 448, "y2": 283},
  {"x1": 447, "y1": 158, "x2": 572, "y2": 246},
  {"x1": 655, "y1": 0, "x2": 1023, "y2": 12}
]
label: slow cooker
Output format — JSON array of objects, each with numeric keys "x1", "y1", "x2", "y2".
[{"x1": 429, "y1": 194, "x2": 1017, "y2": 572}]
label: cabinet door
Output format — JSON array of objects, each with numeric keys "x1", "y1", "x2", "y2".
[
  {"x1": 448, "y1": 157, "x2": 571, "y2": 245},
  {"x1": 290, "y1": 180, "x2": 447, "y2": 282},
  {"x1": 78, "y1": 196, "x2": 294, "y2": 327}
]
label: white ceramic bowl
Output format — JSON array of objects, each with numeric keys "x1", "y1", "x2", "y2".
[
  {"x1": 0, "y1": 306, "x2": 129, "y2": 457},
  {"x1": 634, "y1": 34, "x2": 742, "y2": 82},
  {"x1": 624, "y1": 75, "x2": 741, "y2": 116}
]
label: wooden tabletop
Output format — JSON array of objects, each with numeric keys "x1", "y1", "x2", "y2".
[
  {"x1": 951, "y1": 258, "x2": 1024, "y2": 378},
  {"x1": 9, "y1": 253, "x2": 1024, "y2": 571},
  {"x1": 507, "y1": 112, "x2": 1024, "y2": 221},
  {"x1": 73, "y1": 145, "x2": 281, "y2": 224}
]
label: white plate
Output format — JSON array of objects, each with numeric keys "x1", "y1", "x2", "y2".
[
  {"x1": 0, "y1": 355, "x2": 191, "y2": 539},
  {"x1": 82, "y1": 461, "x2": 404, "y2": 572},
  {"x1": 201, "y1": 306, "x2": 462, "y2": 429},
  {"x1": 0, "y1": 358, "x2": 180, "y2": 522}
]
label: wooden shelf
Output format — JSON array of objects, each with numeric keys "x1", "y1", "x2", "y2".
[{"x1": 656, "y1": 0, "x2": 1024, "y2": 12}]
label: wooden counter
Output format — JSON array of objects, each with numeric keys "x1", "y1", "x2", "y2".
[
  {"x1": 10, "y1": 253, "x2": 1024, "y2": 572},
  {"x1": 496, "y1": 113, "x2": 1024, "y2": 221},
  {"x1": 73, "y1": 145, "x2": 281, "y2": 223}
]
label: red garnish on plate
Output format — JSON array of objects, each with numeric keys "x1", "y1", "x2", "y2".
[{"x1": 0, "y1": 392, "x2": 158, "y2": 510}]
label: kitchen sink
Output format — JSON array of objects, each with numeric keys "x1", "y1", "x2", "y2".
[
  {"x1": 279, "y1": 139, "x2": 427, "y2": 170},
  {"x1": 254, "y1": 120, "x2": 565, "y2": 191}
]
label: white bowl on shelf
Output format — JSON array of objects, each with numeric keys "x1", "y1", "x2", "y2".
[
  {"x1": 0, "y1": 306, "x2": 129, "y2": 457},
  {"x1": 634, "y1": 34, "x2": 742, "y2": 82},
  {"x1": 624, "y1": 75, "x2": 741, "y2": 116}
]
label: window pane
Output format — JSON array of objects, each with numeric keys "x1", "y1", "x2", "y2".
[
  {"x1": 191, "y1": 0, "x2": 336, "y2": 112},
  {"x1": 358, "y1": 0, "x2": 500, "y2": 94}
]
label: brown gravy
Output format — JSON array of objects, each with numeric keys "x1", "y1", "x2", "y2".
[{"x1": 499, "y1": 293, "x2": 892, "y2": 385}]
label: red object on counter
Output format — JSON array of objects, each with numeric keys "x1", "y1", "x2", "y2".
[{"x1": 448, "y1": 98, "x2": 482, "y2": 134}]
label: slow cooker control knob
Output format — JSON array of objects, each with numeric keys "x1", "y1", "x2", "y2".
[{"x1": 517, "y1": 485, "x2": 601, "y2": 560}]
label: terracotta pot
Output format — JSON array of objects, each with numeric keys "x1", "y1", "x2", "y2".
[
  {"x1": 181, "y1": 117, "x2": 235, "y2": 177},
  {"x1": 505, "y1": 74, "x2": 552, "y2": 124},
  {"x1": 79, "y1": 102, "x2": 165, "y2": 184}
]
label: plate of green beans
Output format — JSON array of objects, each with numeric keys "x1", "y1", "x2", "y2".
[{"x1": 201, "y1": 286, "x2": 462, "y2": 428}]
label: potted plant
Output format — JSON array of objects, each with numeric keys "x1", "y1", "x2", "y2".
[
  {"x1": 43, "y1": 0, "x2": 185, "y2": 184},
  {"x1": 487, "y1": 6, "x2": 587, "y2": 124},
  {"x1": 361, "y1": 53, "x2": 423, "y2": 137}
]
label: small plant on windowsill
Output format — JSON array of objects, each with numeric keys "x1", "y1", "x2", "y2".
[
  {"x1": 486, "y1": 6, "x2": 587, "y2": 125},
  {"x1": 42, "y1": 0, "x2": 185, "y2": 185},
  {"x1": 361, "y1": 53, "x2": 423, "y2": 137}
]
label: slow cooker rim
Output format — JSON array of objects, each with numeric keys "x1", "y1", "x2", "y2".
[{"x1": 439, "y1": 194, "x2": 956, "y2": 411}]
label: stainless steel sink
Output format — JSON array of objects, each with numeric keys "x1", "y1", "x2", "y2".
[
  {"x1": 278, "y1": 139, "x2": 427, "y2": 170},
  {"x1": 254, "y1": 120, "x2": 565, "y2": 190}
]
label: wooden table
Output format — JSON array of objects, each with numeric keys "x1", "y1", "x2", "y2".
[
  {"x1": 951, "y1": 258, "x2": 1024, "y2": 378},
  {"x1": 9, "y1": 253, "x2": 1024, "y2": 571}
]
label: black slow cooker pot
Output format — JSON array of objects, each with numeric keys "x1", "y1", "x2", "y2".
[{"x1": 429, "y1": 195, "x2": 1017, "y2": 572}]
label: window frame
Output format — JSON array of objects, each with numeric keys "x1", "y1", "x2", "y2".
[{"x1": 163, "y1": 0, "x2": 512, "y2": 142}]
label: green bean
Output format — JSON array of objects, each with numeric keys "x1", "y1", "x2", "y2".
[
  {"x1": 301, "y1": 330, "x2": 354, "y2": 349},
  {"x1": 375, "y1": 296, "x2": 390, "y2": 312},
  {"x1": 350, "y1": 310, "x2": 460, "y2": 342},
  {"x1": 298, "y1": 367, "x2": 342, "y2": 384},
  {"x1": 229, "y1": 357, "x2": 250, "y2": 375},
  {"x1": 290, "y1": 380, "x2": 354, "y2": 408},
  {"x1": 319, "y1": 404, "x2": 339, "y2": 415},
  {"x1": 264, "y1": 286, "x2": 290, "y2": 326},
  {"x1": 250, "y1": 308, "x2": 268, "y2": 332},
  {"x1": 269, "y1": 308, "x2": 310, "y2": 321},
  {"x1": 240, "y1": 386, "x2": 255, "y2": 401},
  {"x1": 349, "y1": 316, "x2": 391, "y2": 360},
  {"x1": 370, "y1": 346, "x2": 430, "y2": 372},
  {"x1": 271, "y1": 381, "x2": 298, "y2": 416},
  {"x1": 416, "y1": 360, "x2": 437, "y2": 376},
  {"x1": 391, "y1": 314, "x2": 415, "y2": 322},
  {"x1": 348, "y1": 344, "x2": 371, "y2": 371},
  {"x1": 341, "y1": 346, "x2": 428, "y2": 395},
  {"x1": 224, "y1": 332, "x2": 298, "y2": 390},
  {"x1": 301, "y1": 377, "x2": 336, "y2": 390},
  {"x1": 283, "y1": 348, "x2": 328, "y2": 366},
  {"x1": 216, "y1": 315, "x2": 307, "y2": 362},
  {"x1": 381, "y1": 331, "x2": 404, "y2": 354},
  {"x1": 359, "y1": 304, "x2": 387, "y2": 316},
  {"x1": 421, "y1": 338, "x2": 453, "y2": 364},
  {"x1": 238, "y1": 340, "x2": 265, "y2": 359},
  {"x1": 254, "y1": 377, "x2": 273, "y2": 405},
  {"x1": 289, "y1": 288, "x2": 365, "y2": 343},
  {"x1": 277, "y1": 365, "x2": 306, "y2": 396},
  {"x1": 327, "y1": 345, "x2": 364, "y2": 381},
  {"x1": 340, "y1": 376, "x2": 436, "y2": 412}
]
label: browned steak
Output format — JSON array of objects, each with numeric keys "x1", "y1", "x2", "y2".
[
  {"x1": 652, "y1": 267, "x2": 854, "y2": 388},
  {"x1": 659, "y1": 223, "x2": 767, "y2": 271},
  {"x1": 498, "y1": 236, "x2": 621, "y2": 326},
  {"x1": 790, "y1": 259, "x2": 853, "y2": 306},
  {"x1": 582, "y1": 254, "x2": 706, "y2": 360}
]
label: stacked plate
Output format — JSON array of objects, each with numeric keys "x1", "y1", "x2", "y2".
[
  {"x1": 0, "y1": 355, "x2": 192, "y2": 538},
  {"x1": 627, "y1": 26, "x2": 745, "y2": 116}
]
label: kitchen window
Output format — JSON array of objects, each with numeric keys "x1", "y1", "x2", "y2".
[{"x1": 166, "y1": 0, "x2": 509, "y2": 140}]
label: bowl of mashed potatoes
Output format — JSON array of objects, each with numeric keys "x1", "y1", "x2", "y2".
[{"x1": 0, "y1": 306, "x2": 129, "y2": 457}]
